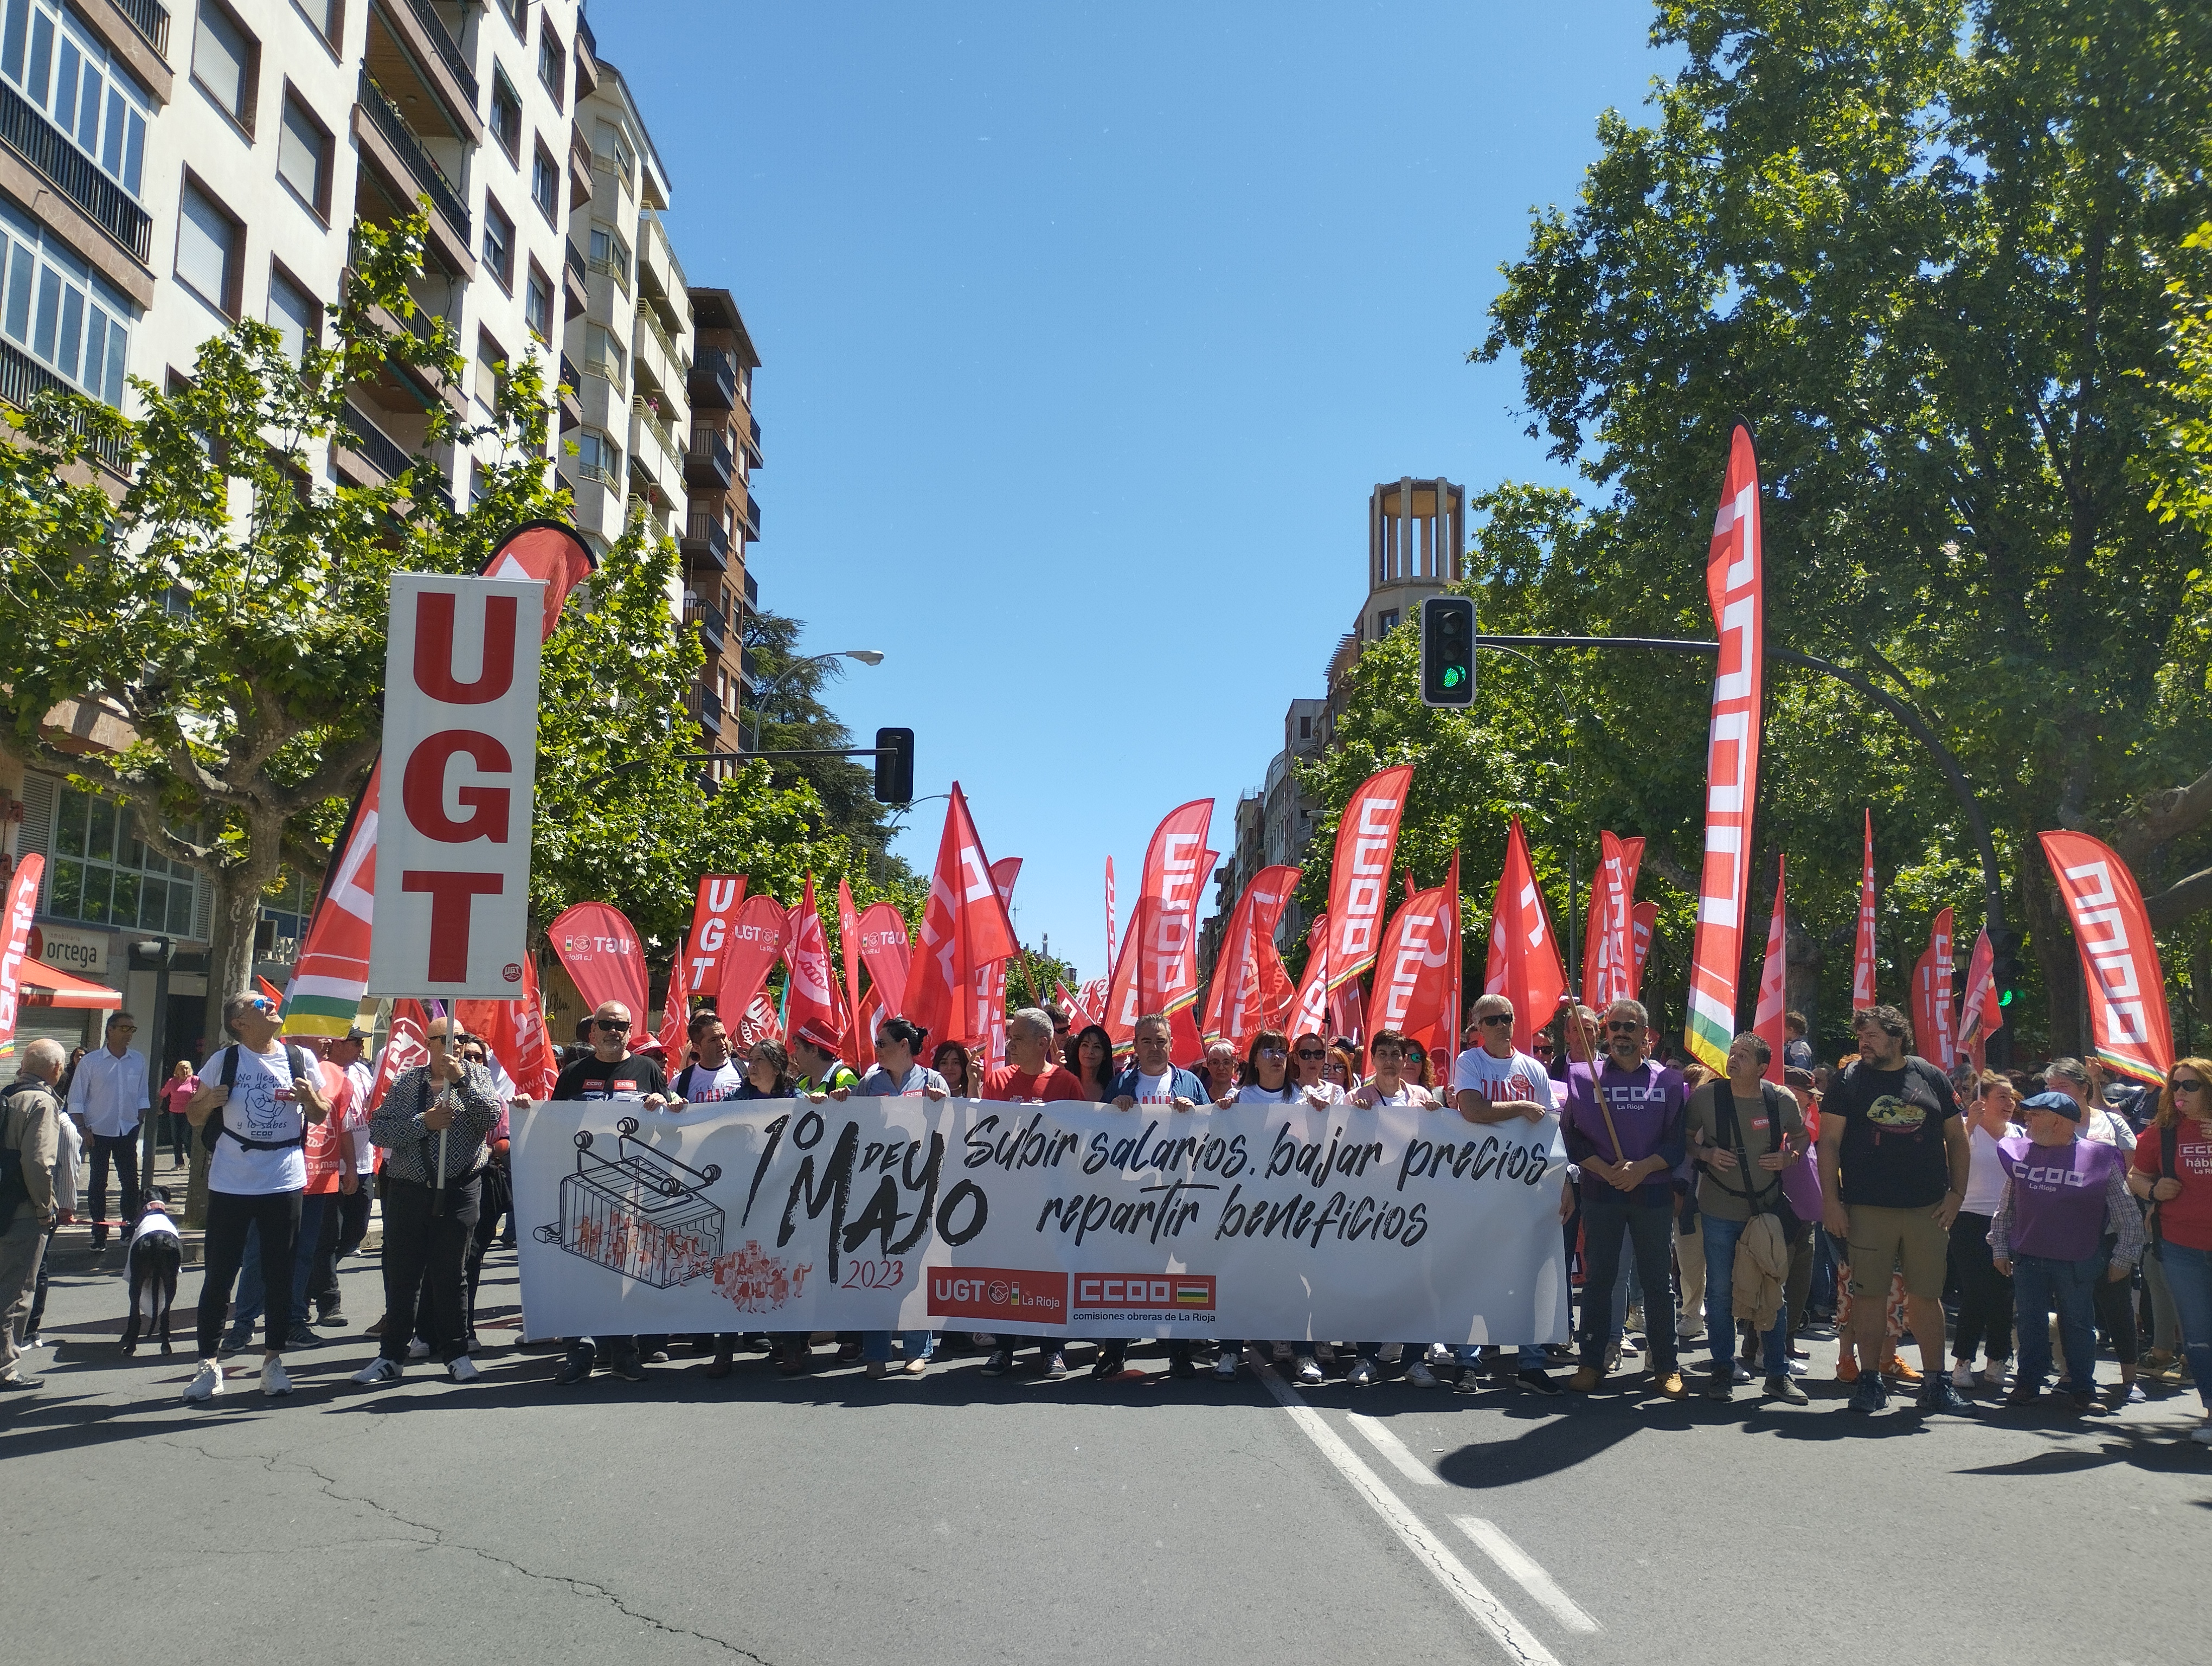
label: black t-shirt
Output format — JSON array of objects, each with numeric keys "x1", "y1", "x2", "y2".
[
  {"x1": 551, "y1": 1053, "x2": 668, "y2": 1103},
  {"x1": 1831, "y1": 1056, "x2": 1959, "y2": 1208}
]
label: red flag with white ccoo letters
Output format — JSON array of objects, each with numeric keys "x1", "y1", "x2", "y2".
[
  {"x1": 1484, "y1": 817, "x2": 1566, "y2": 1056},
  {"x1": 2040, "y1": 830, "x2": 2175, "y2": 1085},
  {"x1": 1322, "y1": 766, "x2": 1415, "y2": 993},
  {"x1": 1853, "y1": 810, "x2": 1878, "y2": 1009}
]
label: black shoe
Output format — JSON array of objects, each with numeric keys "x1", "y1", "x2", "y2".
[
  {"x1": 2070, "y1": 1391, "x2": 2099, "y2": 1415},
  {"x1": 1091, "y1": 1350, "x2": 1126, "y2": 1380},
  {"x1": 284, "y1": 1325, "x2": 318, "y2": 1350},
  {"x1": 219, "y1": 1324, "x2": 254, "y2": 1356},
  {"x1": 1701, "y1": 1372, "x2": 1734, "y2": 1401},
  {"x1": 1515, "y1": 1368, "x2": 1561, "y2": 1396},
  {"x1": 555, "y1": 1347, "x2": 595, "y2": 1387},
  {"x1": 1168, "y1": 1355, "x2": 1197, "y2": 1379},
  {"x1": 0, "y1": 1373, "x2": 43, "y2": 1392},
  {"x1": 980, "y1": 1349, "x2": 1013, "y2": 1377},
  {"x1": 318, "y1": 1308, "x2": 348, "y2": 1328},
  {"x1": 2003, "y1": 1383, "x2": 2042, "y2": 1409},
  {"x1": 612, "y1": 1351, "x2": 647, "y2": 1382},
  {"x1": 1919, "y1": 1375, "x2": 1968, "y2": 1415},
  {"x1": 1043, "y1": 1350, "x2": 1069, "y2": 1379}
]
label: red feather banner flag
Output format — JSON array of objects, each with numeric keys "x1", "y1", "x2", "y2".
[
  {"x1": 784, "y1": 873, "x2": 846, "y2": 1053},
  {"x1": 1371, "y1": 851, "x2": 1461, "y2": 1075},
  {"x1": 856, "y1": 902, "x2": 912, "y2": 1016},
  {"x1": 1684, "y1": 422, "x2": 1767, "y2": 1071},
  {"x1": 1135, "y1": 800, "x2": 1214, "y2": 1026},
  {"x1": 1104, "y1": 896, "x2": 1150, "y2": 1053},
  {"x1": 1630, "y1": 901, "x2": 1658, "y2": 999},
  {"x1": 365, "y1": 999, "x2": 429, "y2": 1115},
  {"x1": 1853, "y1": 810, "x2": 1879, "y2": 1008},
  {"x1": 1484, "y1": 817, "x2": 1566, "y2": 1055},
  {"x1": 1287, "y1": 913, "x2": 1331, "y2": 1043},
  {"x1": 1200, "y1": 864, "x2": 1302, "y2": 1050},
  {"x1": 903, "y1": 784, "x2": 1018, "y2": 1048},
  {"x1": 1752, "y1": 856, "x2": 1789, "y2": 1085},
  {"x1": 835, "y1": 878, "x2": 865, "y2": 1039},
  {"x1": 1323, "y1": 766, "x2": 1415, "y2": 994},
  {"x1": 1957, "y1": 926, "x2": 2003, "y2": 1074},
  {"x1": 973, "y1": 857, "x2": 1023, "y2": 1067},
  {"x1": 715, "y1": 894, "x2": 793, "y2": 1038},
  {"x1": 1911, "y1": 907, "x2": 1956, "y2": 1069},
  {"x1": 674, "y1": 876, "x2": 749, "y2": 1000},
  {"x1": 549, "y1": 901, "x2": 648, "y2": 1022},
  {"x1": 1580, "y1": 832, "x2": 1644, "y2": 1007},
  {"x1": 2037, "y1": 831, "x2": 2175, "y2": 1085},
  {"x1": 1105, "y1": 856, "x2": 1117, "y2": 971}
]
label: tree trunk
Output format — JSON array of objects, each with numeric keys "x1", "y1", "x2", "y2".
[{"x1": 2020, "y1": 854, "x2": 2082, "y2": 1060}]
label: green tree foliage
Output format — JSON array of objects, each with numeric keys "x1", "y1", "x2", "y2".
[{"x1": 1386, "y1": 0, "x2": 2212, "y2": 1056}]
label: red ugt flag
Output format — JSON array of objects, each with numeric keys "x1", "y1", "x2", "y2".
[
  {"x1": 903, "y1": 784, "x2": 1018, "y2": 1048},
  {"x1": 785, "y1": 873, "x2": 847, "y2": 1054}
]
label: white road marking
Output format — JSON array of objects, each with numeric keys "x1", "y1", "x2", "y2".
[
  {"x1": 1347, "y1": 1411, "x2": 1446, "y2": 1486},
  {"x1": 1453, "y1": 1517, "x2": 1602, "y2": 1633},
  {"x1": 1256, "y1": 1367, "x2": 1561, "y2": 1666}
]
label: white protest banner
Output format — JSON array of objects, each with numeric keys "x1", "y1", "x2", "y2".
[
  {"x1": 366, "y1": 573, "x2": 544, "y2": 998},
  {"x1": 515, "y1": 1096, "x2": 1569, "y2": 1345}
]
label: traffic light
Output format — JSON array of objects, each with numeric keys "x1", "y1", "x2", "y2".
[
  {"x1": 1420, "y1": 595, "x2": 1476, "y2": 708},
  {"x1": 1987, "y1": 927, "x2": 2023, "y2": 1012},
  {"x1": 873, "y1": 726, "x2": 914, "y2": 806}
]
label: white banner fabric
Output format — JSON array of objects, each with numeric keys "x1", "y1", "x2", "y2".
[{"x1": 514, "y1": 1096, "x2": 1570, "y2": 1345}]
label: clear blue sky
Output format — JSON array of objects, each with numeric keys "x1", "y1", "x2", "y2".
[{"x1": 603, "y1": 2, "x2": 1673, "y2": 982}]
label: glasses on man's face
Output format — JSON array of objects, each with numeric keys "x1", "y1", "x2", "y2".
[
  {"x1": 249, "y1": 998, "x2": 278, "y2": 1016},
  {"x1": 596, "y1": 1018, "x2": 631, "y2": 1032},
  {"x1": 1478, "y1": 1015, "x2": 1514, "y2": 1028},
  {"x1": 1605, "y1": 1021, "x2": 1641, "y2": 1034},
  {"x1": 427, "y1": 1031, "x2": 453, "y2": 1047}
]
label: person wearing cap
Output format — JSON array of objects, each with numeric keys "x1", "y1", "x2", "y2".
[
  {"x1": 790, "y1": 1020, "x2": 860, "y2": 1099},
  {"x1": 2042, "y1": 1056, "x2": 2147, "y2": 1406},
  {"x1": 1816, "y1": 1004, "x2": 1971, "y2": 1415},
  {"x1": 1992, "y1": 1091, "x2": 2144, "y2": 1414}
]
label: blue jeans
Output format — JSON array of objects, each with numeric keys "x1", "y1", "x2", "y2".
[
  {"x1": 2013, "y1": 1250, "x2": 2102, "y2": 1395},
  {"x1": 2155, "y1": 1241, "x2": 2212, "y2": 1414},
  {"x1": 861, "y1": 1329, "x2": 934, "y2": 1362},
  {"x1": 1701, "y1": 1213, "x2": 1787, "y2": 1377}
]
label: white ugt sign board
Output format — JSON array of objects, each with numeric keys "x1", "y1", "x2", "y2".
[{"x1": 366, "y1": 574, "x2": 544, "y2": 998}]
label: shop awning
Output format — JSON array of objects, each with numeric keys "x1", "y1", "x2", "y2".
[{"x1": 23, "y1": 966, "x2": 124, "y2": 1009}]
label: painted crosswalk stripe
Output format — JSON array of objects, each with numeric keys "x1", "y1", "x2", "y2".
[
  {"x1": 1256, "y1": 1367, "x2": 1560, "y2": 1666},
  {"x1": 1453, "y1": 1517, "x2": 1601, "y2": 1633},
  {"x1": 1346, "y1": 1412, "x2": 1445, "y2": 1487}
]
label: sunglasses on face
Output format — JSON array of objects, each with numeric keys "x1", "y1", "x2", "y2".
[
  {"x1": 1296, "y1": 1048, "x2": 1326, "y2": 1061},
  {"x1": 2175, "y1": 1077, "x2": 2207, "y2": 1095},
  {"x1": 1478, "y1": 1015, "x2": 1514, "y2": 1028},
  {"x1": 1605, "y1": 1021, "x2": 1641, "y2": 1033},
  {"x1": 1259, "y1": 1045, "x2": 1287, "y2": 1057},
  {"x1": 596, "y1": 1018, "x2": 631, "y2": 1032}
]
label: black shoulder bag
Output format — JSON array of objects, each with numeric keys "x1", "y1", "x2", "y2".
[{"x1": 1714, "y1": 1081, "x2": 1806, "y2": 1244}]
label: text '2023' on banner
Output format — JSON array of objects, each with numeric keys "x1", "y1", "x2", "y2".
[{"x1": 512, "y1": 1095, "x2": 1571, "y2": 1345}]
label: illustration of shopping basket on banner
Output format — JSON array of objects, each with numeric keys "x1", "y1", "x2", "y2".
[{"x1": 532, "y1": 1117, "x2": 725, "y2": 1287}]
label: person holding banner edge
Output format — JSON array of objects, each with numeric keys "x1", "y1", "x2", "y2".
[{"x1": 551, "y1": 1002, "x2": 668, "y2": 1387}]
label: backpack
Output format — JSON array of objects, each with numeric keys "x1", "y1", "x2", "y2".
[
  {"x1": 1703, "y1": 1079, "x2": 1807, "y2": 1242},
  {"x1": 200, "y1": 1043, "x2": 323, "y2": 1153}
]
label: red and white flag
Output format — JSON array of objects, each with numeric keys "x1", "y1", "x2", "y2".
[
  {"x1": 1852, "y1": 810, "x2": 1878, "y2": 1008},
  {"x1": 1104, "y1": 896, "x2": 1150, "y2": 1053},
  {"x1": 674, "y1": 875, "x2": 749, "y2": 999},
  {"x1": 365, "y1": 1000, "x2": 429, "y2": 1114},
  {"x1": 1484, "y1": 817, "x2": 1566, "y2": 1056},
  {"x1": 1752, "y1": 855, "x2": 1788, "y2": 1085},
  {"x1": 1105, "y1": 856, "x2": 1117, "y2": 971},
  {"x1": 1957, "y1": 926, "x2": 2003, "y2": 1074},
  {"x1": 2037, "y1": 831, "x2": 2174, "y2": 1085},
  {"x1": 972, "y1": 857, "x2": 1021, "y2": 1067},
  {"x1": 784, "y1": 873, "x2": 846, "y2": 1053},
  {"x1": 856, "y1": 902, "x2": 912, "y2": 1015},
  {"x1": 1323, "y1": 766, "x2": 1415, "y2": 994},
  {"x1": 1910, "y1": 906, "x2": 1956, "y2": 1068},
  {"x1": 1370, "y1": 852, "x2": 1460, "y2": 1074},
  {"x1": 1135, "y1": 801, "x2": 1213, "y2": 1027},
  {"x1": 1630, "y1": 901, "x2": 1658, "y2": 999},
  {"x1": 1200, "y1": 864, "x2": 1302, "y2": 1050},
  {"x1": 715, "y1": 894, "x2": 793, "y2": 1035},
  {"x1": 737, "y1": 989, "x2": 783, "y2": 1047},
  {"x1": 1287, "y1": 914, "x2": 1331, "y2": 1043},
  {"x1": 1580, "y1": 832, "x2": 1644, "y2": 1007},
  {"x1": 1073, "y1": 977, "x2": 1109, "y2": 1029},
  {"x1": 549, "y1": 902, "x2": 649, "y2": 1022},
  {"x1": 1683, "y1": 423, "x2": 1766, "y2": 1071},
  {"x1": 835, "y1": 878, "x2": 865, "y2": 1039},
  {"x1": 0, "y1": 854, "x2": 44, "y2": 1063},
  {"x1": 903, "y1": 784, "x2": 1018, "y2": 1048}
]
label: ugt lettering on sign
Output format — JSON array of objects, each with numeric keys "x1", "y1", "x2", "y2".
[
  {"x1": 738, "y1": 1106, "x2": 986, "y2": 1285},
  {"x1": 366, "y1": 574, "x2": 544, "y2": 997}
]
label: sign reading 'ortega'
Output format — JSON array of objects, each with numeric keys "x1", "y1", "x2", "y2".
[{"x1": 368, "y1": 574, "x2": 544, "y2": 997}]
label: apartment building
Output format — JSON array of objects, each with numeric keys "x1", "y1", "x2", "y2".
[{"x1": 683, "y1": 283, "x2": 759, "y2": 762}]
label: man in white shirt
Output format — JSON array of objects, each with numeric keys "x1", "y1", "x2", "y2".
[
  {"x1": 670, "y1": 1014, "x2": 748, "y2": 1103},
  {"x1": 1449, "y1": 994, "x2": 1570, "y2": 1396},
  {"x1": 67, "y1": 1011, "x2": 150, "y2": 1252}
]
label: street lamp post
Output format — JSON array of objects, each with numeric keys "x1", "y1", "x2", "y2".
[{"x1": 744, "y1": 649, "x2": 885, "y2": 754}]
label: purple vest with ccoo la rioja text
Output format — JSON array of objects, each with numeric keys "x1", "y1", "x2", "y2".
[{"x1": 1997, "y1": 1134, "x2": 2120, "y2": 1263}]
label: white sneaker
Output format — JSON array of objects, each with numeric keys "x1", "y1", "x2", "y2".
[
  {"x1": 1406, "y1": 1361, "x2": 1440, "y2": 1389},
  {"x1": 260, "y1": 1356, "x2": 293, "y2": 1397},
  {"x1": 1951, "y1": 1362, "x2": 1975, "y2": 1391},
  {"x1": 352, "y1": 1357, "x2": 403, "y2": 1386},
  {"x1": 1787, "y1": 1357, "x2": 1810, "y2": 1377},
  {"x1": 1426, "y1": 1342, "x2": 1455, "y2": 1363},
  {"x1": 2190, "y1": 1422, "x2": 2212, "y2": 1445},
  {"x1": 406, "y1": 1338, "x2": 432, "y2": 1361},
  {"x1": 1980, "y1": 1359, "x2": 2011, "y2": 1389},
  {"x1": 183, "y1": 1361, "x2": 223, "y2": 1402},
  {"x1": 1295, "y1": 1358, "x2": 1324, "y2": 1386},
  {"x1": 448, "y1": 1356, "x2": 481, "y2": 1384},
  {"x1": 1213, "y1": 1349, "x2": 1240, "y2": 1380},
  {"x1": 1348, "y1": 1358, "x2": 1378, "y2": 1387},
  {"x1": 1617, "y1": 1335, "x2": 1641, "y2": 1360}
]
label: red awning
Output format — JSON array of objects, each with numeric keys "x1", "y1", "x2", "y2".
[{"x1": 23, "y1": 966, "x2": 124, "y2": 1009}]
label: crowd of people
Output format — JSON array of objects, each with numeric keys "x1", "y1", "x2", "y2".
[{"x1": 0, "y1": 988, "x2": 2205, "y2": 1451}]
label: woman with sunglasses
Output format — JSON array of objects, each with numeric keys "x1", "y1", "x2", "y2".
[
  {"x1": 1218, "y1": 1030, "x2": 1332, "y2": 1384},
  {"x1": 854, "y1": 1018, "x2": 948, "y2": 1378},
  {"x1": 1290, "y1": 1034, "x2": 1348, "y2": 1106},
  {"x1": 1342, "y1": 1031, "x2": 1442, "y2": 1386},
  {"x1": 1324, "y1": 1041, "x2": 1362, "y2": 1097},
  {"x1": 2129, "y1": 1056, "x2": 2212, "y2": 1444}
]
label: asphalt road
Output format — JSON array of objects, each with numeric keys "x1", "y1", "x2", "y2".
[{"x1": 7, "y1": 1236, "x2": 2208, "y2": 1666}]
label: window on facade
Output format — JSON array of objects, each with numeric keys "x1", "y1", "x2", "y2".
[
  {"x1": 575, "y1": 429, "x2": 620, "y2": 486},
  {"x1": 46, "y1": 789, "x2": 198, "y2": 935},
  {"x1": 313, "y1": 0, "x2": 343, "y2": 44},
  {"x1": 530, "y1": 138, "x2": 559, "y2": 224},
  {"x1": 254, "y1": 869, "x2": 308, "y2": 962},
  {"x1": 1, "y1": 0, "x2": 151, "y2": 196},
  {"x1": 583, "y1": 321, "x2": 624, "y2": 385},
  {"x1": 482, "y1": 195, "x2": 514, "y2": 290},
  {"x1": 524, "y1": 261, "x2": 551, "y2": 341},
  {"x1": 275, "y1": 92, "x2": 330, "y2": 216},
  {"x1": 537, "y1": 20, "x2": 564, "y2": 108},
  {"x1": 190, "y1": 0, "x2": 256, "y2": 130},
  {"x1": 593, "y1": 121, "x2": 634, "y2": 187},
  {"x1": 498, "y1": 0, "x2": 524, "y2": 37},
  {"x1": 1299, "y1": 716, "x2": 1312, "y2": 740},
  {"x1": 0, "y1": 209, "x2": 130, "y2": 405},
  {"x1": 266, "y1": 264, "x2": 316, "y2": 360},
  {"x1": 1377, "y1": 608, "x2": 1398, "y2": 635},
  {"x1": 475, "y1": 329, "x2": 507, "y2": 411},
  {"x1": 174, "y1": 175, "x2": 241, "y2": 316},
  {"x1": 489, "y1": 67, "x2": 522, "y2": 160}
]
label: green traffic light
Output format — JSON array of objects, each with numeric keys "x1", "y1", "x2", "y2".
[
  {"x1": 1443, "y1": 668, "x2": 1464, "y2": 688},
  {"x1": 1998, "y1": 990, "x2": 2014, "y2": 1007}
]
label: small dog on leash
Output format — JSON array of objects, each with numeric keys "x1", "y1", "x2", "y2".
[{"x1": 121, "y1": 1191, "x2": 182, "y2": 1357}]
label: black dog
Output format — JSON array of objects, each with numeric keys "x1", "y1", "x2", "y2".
[{"x1": 121, "y1": 1193, "x2": 182, "y2": 1357}]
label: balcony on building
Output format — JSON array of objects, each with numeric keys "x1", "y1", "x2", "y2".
[
  {"x1": 689, "y1": 347, "x2": 736, "y2": 412},
  {"x1": 686, "y1": 427, "x2": 732, "y2": 492},
  {"x1": 382, "y1": 0, "x2": 478, "y2": 120},
  {"x1": 697, "y1": 682, "x2": 724, "y2": 733},
  {"x1": 636, "y1": 210, "x2": 690, "y2": 335},
  {"x1": 631, "y1": 305, "x2": 689, "y2": 425},
  {"x1": 687, "y1": 285, "x2": 761, "y2": 459},
  {"x1": 0, "y1": 62, "x2": 155, "y2": 280},
  {"x1": 743, "y1": 569, "x2": 758, "y2": 610},
  {"x1": 682, "y1": 510, "x2": 730, "y2": 574},
  {"x1": 683, "y1": 593, "x2": 726, "y2": 656},
  {"x1": 742, "y1": 412, "x2": 763, "y2": 472},
  {"x1": 629, "y1": 397, "x2": 686, "y2": 510},
  {"x1": 573, "y1": 6, "x2": 600, "y2": 95},
  {"x1": 556, "y1": 351, "x2": 583, "y2": 431},
  {"x1": 353, "y1": 3, "x2": 479, "y2": 279},
  {"x1": 333, "y1": 399, "x2": 452, "y2": 510},
  {"x1": 562, "y1": 236, "x2": 589, "y2": 321},
  {"x1": 739, "y1": 484, "x2": 761, "y2": 540},
  {"x1": 567, "y1": 124, "x2": 594, "y2": 210}
]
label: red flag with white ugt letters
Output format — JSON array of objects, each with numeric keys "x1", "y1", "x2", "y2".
[{"x1": 902, "y1": 784, "x2": 1018, "y2": 1048}]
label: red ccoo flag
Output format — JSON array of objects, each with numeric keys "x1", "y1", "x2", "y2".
[
  {"x1": 1369, "y1": 854, "x2": 1460, "y2": 1076},
  {"x1": 1104, "y1": 896, "x2": 1149, "y2": 1054},
  {"x1": 1323, "y1": 766, "x2": 1416, "y2": 994},
  {"x1": 972, "y1": 857, "x2": 1022, "y2": 1067},
  {"x1": 2038, "y1": 831, "x2": 2174, "y2": 1085},
  {"x1": 1580, "y1": 832, "x2": 1644, "y2": 1007},
  {"x1": 1909, "y1": 907, "x2": 1956, "y2": 1069},
  {"x1": 835, "y1": 878, "x2": 865, "y2": 1039},
  {"x1": 1484, "y1": 817, "x2": 1566, "y2": 1056},
  {"x1": 1752, "y1": 856, "x2": 1788, "y2": 1085},
  {"x1": 1200, "y1": 864, "x2": 1302, "y2": 1051},
  {"x1": 1287, "y1": 913, "x2": 1331, "y2": 1043},
  {"x1": 1630, "y1": 901, "x2": 1658, "y2": 1000},
  {"x1": 1135, "y1": 802, "x2": 1213, "y2": 1024},
  {"x1": 902, "y1": 784, "x2": 1018, "y2": 1048}
]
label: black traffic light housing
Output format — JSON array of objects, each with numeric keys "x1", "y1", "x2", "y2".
[
  {"x1": 874, "y1": 727, "x2": 915, "y2": 805},
  {"x1": 1986, "y1": 927, "x2": 2024, "y2": 1014},
  {"x1": 1420, "y1": 595, "x2": 1476, "y2": 708}
]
